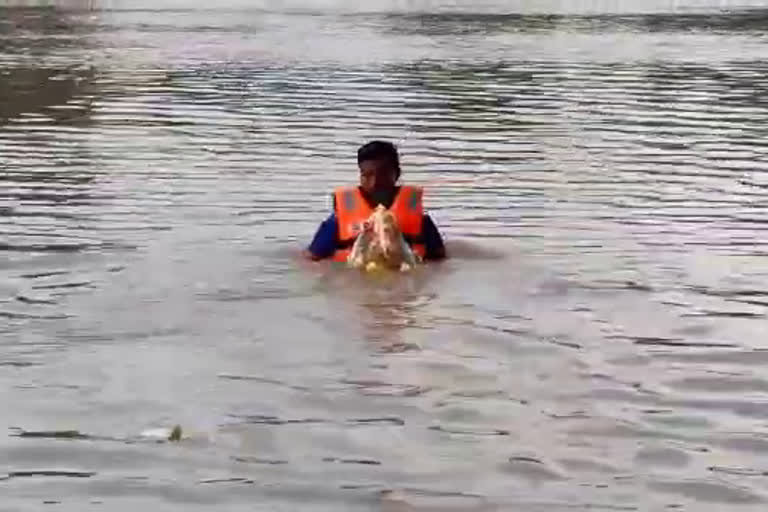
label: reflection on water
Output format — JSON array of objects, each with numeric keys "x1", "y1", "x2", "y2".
[{"x1": 3, "y1": 1, "x2": 768, "y2": 511}]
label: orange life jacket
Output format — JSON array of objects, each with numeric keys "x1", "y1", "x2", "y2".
[{"x1": 332, "y1": 185, "x2": 425, "y2": 262}]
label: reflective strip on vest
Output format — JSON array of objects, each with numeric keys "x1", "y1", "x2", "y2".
[{"x1": 389, "y1": 185, "x2": 423, "y2": 236}]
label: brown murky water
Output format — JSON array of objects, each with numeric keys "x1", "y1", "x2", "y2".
[{"x1": 3, "y1": 1, "x2": 768, "y2": 510}]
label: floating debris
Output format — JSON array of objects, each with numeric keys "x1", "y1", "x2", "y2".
[
  {"x1": 139, "y1": 425, "x2": 186, "y2": 442},
  {"x1": 168, "y1": 425, "x2": 182, "y2": 442},
  {"x1": 0, "y1": 470, "x2": 95, "y2": 481},
  {"x1": 11, "y1": 425, "x2": 188, "y2": 444},
  {"x1": 9, "y1": 428, "x2": 92, "y2": 440},
  {"x1": 0, "y1": 361, "x2": 40, "y2": 368}
]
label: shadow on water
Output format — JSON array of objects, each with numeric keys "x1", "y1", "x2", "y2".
[
  {"x1": 640, "y1": 62, "x2": 768, "y2": 114},
  {"x1": 390, "y1": 60, "x2": 550, "y2": 136},
  {"x1": 0, "y1": 4, "x2": 94, "y2": 51},
  {"x1": 0, "y1": 65, "x2": 97, "y2": 127},
  {"x1": 0, "y1": 4, "x2": 114, "y2": 314},
  {"x1": 0, "y1": 6, "x2": 99, "y2": 127}
]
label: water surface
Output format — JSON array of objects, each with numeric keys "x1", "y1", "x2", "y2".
[{"x1": 3, "y1": 1, "x2": 768, "y2": 510}]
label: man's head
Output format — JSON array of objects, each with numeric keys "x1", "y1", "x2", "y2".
[{"x1": 357, "y1": 140, "x2": 401, "y2": 199}]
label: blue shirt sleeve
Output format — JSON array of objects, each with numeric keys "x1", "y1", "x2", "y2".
[
  {"x1": 307, "y1": 213, "x2": 339, "y2": 259},
  {"x1": 422, "y1": 214, "x2": 446, "y2": 260}
]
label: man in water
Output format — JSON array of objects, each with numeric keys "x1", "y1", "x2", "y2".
[{"x1": 303, "y1": 140, "x2": 447, "y2": 262}]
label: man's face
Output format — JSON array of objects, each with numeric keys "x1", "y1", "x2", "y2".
[{"x1": 359, "y1": 158, "x2": 397, "y2": 196}]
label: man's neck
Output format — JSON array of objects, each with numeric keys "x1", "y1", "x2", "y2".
[{"x1": 359, "y1": 186, "x2": 399, "y2": 209}]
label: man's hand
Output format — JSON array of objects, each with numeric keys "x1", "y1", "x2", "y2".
[
  {"x1": 302, "y1": 249, "x2": 322, "y2": 261},
  {"x1": 430, "y1": 246, "x2": 447, "y2": 260}
]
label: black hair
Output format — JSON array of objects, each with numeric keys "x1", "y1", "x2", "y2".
[{"x1": 357, "y1": 140, "x2": 401, "y2": 180}]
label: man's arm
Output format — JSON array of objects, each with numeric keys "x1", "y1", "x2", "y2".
[
  {"x1": 422, "y1": 214, "x2": 446, "y2": 260},
  {"x1": 304, "y1": 213, "x2": 339, "y2": 260}
]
